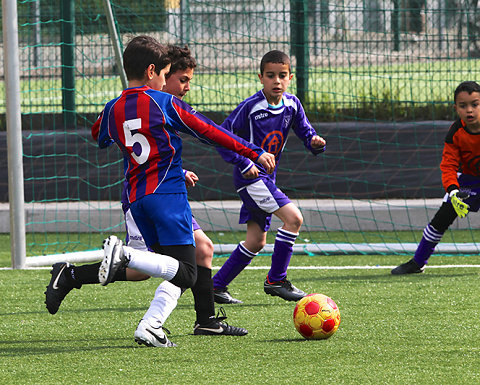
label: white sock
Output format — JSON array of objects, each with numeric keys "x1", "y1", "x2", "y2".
[
  {"x1": 123, "y1": 246, "x2": 179, "y2": 281},
  {"x1": 143, "y1": 281, "x2": 182, "y2": 326}
]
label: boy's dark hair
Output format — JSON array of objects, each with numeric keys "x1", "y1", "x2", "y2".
[
  {"x1": 454, "y1": 81, "x2": 480, "y2": 102},
  {"x1": 123, "y1": 35, "x2": 171, "y2": 81},
  {"x1": 166, "y1": 45, "x2": 197, "y2": 78},
  {"x1": 260, "y1": 50, "x2": 291, "y2": 74}
]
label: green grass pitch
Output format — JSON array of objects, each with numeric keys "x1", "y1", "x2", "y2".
[{"x1": 1, "y1": 240, "x2": 480, "y2": 384}]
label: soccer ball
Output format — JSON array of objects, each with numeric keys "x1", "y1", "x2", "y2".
[{"x1": 293, "y1": 293, "x2": 341, "y2": 339}]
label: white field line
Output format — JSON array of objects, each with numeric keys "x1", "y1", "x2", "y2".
[{"x1": 2, "y1": 264, "x2": 480, "y2": 271}]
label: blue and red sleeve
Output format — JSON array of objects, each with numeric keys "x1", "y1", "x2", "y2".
[{"x1": 168, "y1": 97, "x2": 265, "y2": 162}]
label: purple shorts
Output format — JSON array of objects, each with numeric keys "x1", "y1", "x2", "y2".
[
  {"x1": 237, "y1": 179, "x2": 291, "y2": 231},
  {"x1": 192, "y1": 216, "x2": 201, "y2": 231}
]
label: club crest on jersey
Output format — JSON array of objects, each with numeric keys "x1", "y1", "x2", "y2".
[
  {"x1": 284, "y1": 115, "x2": 292, "y2": 127},
  {"x1": 261, "y1": 130, "x2": 284, "y2": 156}
]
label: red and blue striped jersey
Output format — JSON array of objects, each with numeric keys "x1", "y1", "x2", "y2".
[{"x1": 92, "y1": 85, "x2": 266, "y2": 203}]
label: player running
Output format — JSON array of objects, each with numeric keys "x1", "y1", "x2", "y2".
[{"x1": 45, "y1": 36, "x2": 275, "y2": 347}]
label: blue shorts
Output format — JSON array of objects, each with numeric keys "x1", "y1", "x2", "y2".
[
  {"x1": 445, "y1": 173, "x2": 480, "y2": 212},
  {"x1": 129, "y1": 193, "x2": 195, "y2": 247},
  {"x1": 237, "y1": 179, "x2": 291, "y2": 231}
]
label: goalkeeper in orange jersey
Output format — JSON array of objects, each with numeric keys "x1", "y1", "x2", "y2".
[{"x1": 392, "y1": 81, "x2": 480, "y2": 274}]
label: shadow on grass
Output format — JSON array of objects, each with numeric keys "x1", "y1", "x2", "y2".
[
  {"x1": 0, "y1": 306, "x2": 148, "y2": 317},
  {"x1": 298, "y1": 271, "x2": 478, "y2": 283},
  {"x1": 0, "y1": 337, "x2": 137, "y2": 356},
  {"x1": 264, "y1": 338, "x2": 311, "y2": 343}
]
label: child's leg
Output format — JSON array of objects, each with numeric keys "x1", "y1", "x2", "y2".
[
  {"x1": 392, "y1": 202, "x2": 458, "y2": 275},
  {"x1": 212, "y1": 221, "x2": 265, "y2": 290},
  {"x1": 136, "y1": 244, "x2": 195, "y2": 328},
  {"x1": 124, "y1": 246, "x2": 180, "y2": 281},
  {"x1": 191, "y1": 227, "x2": 215, "y2": 323},
  {"x1": 414, "y1": 202, "x2": 457, "y2": 265},
  {"x1": 268, "y1": 203, "x2": 303, "y2": 281},
  {"x1": 141, "y1": 280, "x2": 182, "y2": 326},
  {"x1": 127, "y1": 193, "x2": 197, "y2": 289}
]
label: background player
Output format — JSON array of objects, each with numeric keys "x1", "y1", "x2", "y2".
[
  {"x1": 392, "y1": 81, "x2": 480, "y2": 274},
  {"x1": 212, "y1": 50, "x2": 326, "y2": 304}
]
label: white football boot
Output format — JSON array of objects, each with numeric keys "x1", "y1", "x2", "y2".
[
  {"x1": 98, "y1": 235, "x2": 127, "y2": 286},
  {"x1": 134, "y1": 319, "x2": 176, "y2": 347}
]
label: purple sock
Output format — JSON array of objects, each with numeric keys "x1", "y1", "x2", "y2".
[
  {"x1": 268, "y1": 228, "x2": 298, "y2": 282},
  {"x1": 413, "y1": 224, "x2": 443, "y2": 266},
  {"x1": 213, "y1": 242, "x2": 257, "y2": 289}
]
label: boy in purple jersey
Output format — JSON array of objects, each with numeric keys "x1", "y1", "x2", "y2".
[
  {"x1": 44, "y1": 45, "x2": 244, "y2": 338},
  {"x1": 212, "y1": 50, "x2": 326, "y2": 304}
]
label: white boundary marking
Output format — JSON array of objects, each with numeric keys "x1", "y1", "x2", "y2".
[
  {"x1": 2, "y1": 264, "x2": 480, "y2": 271},
  {"x1": 229, "y1": 265, "x2": 480, "y2": 270}
]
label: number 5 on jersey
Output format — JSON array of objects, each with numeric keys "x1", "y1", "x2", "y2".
[{"x1": 123, "y1": 118, "x2": 150, "y2": 165}]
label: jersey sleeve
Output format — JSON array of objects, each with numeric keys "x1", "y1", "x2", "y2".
[
  {"x1": 440, "y1": 123, "x2": 461, "y2": 192},
  {"x1": 95, "y1": 101, "x2": 116, "y2": 149},
  {"x1": 166, "y1": 96, "x2": 265, "y2": 163},
  {"x1": 292, "y1": 98, "x2": 325, "y2": 155},
  {"x1": 216, "y1": 104, "x2": 255, "y2": 172},
  {"x1": 91, "y1": 113, "x2": 101, "y2": 141}
]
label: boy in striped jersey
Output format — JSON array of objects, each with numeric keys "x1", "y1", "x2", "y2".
[
  {"x1": 212, "y1": 50, "x2": 326, "y2": 304},
  {"x1": 45, "y1": 45, "x2": 246, "y2": 338},
  {"x1": 45, "y1": 36, "x2": 275, "y2": 347},
  {"x1": 392, "y1": 81, "x2": 480, "y2": 274}
]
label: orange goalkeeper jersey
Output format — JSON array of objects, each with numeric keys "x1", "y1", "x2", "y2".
[{"x1": 440, "y1": 118, "x2": 480, "y2": 193}]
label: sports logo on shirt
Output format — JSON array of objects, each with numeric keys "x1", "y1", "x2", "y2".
[
  {"x1": 261, "y1": 130, "x2": 284, "y2": 157},
  {"x1": 255, "y1": 112, "x2": 269, "y2": 120}
]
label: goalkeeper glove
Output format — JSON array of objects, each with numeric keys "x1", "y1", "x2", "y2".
[{"x1": 449, "y1": 189, "x2": 470, "y2": 218}]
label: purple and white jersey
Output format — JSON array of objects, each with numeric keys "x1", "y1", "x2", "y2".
[{"x1": 218, "y1": 90, "x2": 325, "y2": 190}]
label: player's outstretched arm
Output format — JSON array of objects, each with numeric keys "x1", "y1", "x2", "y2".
[{"x1": 257, "y1": 152, "x2": 275, "y2": 174}]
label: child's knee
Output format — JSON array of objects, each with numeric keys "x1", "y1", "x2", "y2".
[
  {"x1": 195, "y1": 238, "x2": 214, "y2": 268},
  {"x1": 285, "y1": 213, "x2": 303, "y2": 232},
  {"x1": 171, "y1": 262, "x2": 197, "y2": 288},
  {"x1": 243, "y1": 238, "x2": 265, "y2": 254}
]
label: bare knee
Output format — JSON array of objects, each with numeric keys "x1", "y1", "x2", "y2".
[
  {"x1": 195, "y1": 231, "x2": 214, "y2": 268},
  {"x1": 284, "y1": 213, "x2": 303, "y2": 233},
  {"x1": 244, "y1": 236, "x2": 266, "y2": 253}
]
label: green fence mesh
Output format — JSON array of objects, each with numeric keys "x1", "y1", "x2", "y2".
[{"x1": 2, "y1": 0, "x2": 480, "y2": 260}]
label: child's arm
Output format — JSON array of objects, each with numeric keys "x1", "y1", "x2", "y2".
[
  {"x1": 440, "y1": 140, "x2": 461, "y2": 193},
  {"x1": 215, "y1": 103, "x2": 259, "y2": 175},
  {"x1": 440, "y1": 122, "x2": 462, "y2": 193},
  {"x1": 310, "y1": 135, "x2": 327, "y2": 150},
  {"x1": 184, "y1": 170, "x2": 199, "y2": 188},
  {"x1": 292, "y1": 98, "x2": 326, "y2": 155},
  {"x1": 166, "y1": 97, "x2": 275, "y2": 173},
  {"x1": 92, "y1": 102, "x2": 116, "y2": 149}
]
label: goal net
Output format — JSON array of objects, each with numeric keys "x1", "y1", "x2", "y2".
[{"x1": 3, "y1": 0, "x2": 480, "y2": 267}]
